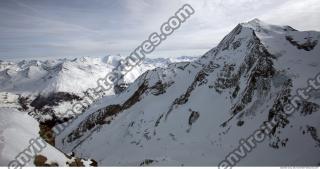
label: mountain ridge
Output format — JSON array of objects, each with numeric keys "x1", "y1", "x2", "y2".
[{"x1": 56, "y1": 19, "x2": 320, "y2": 166}]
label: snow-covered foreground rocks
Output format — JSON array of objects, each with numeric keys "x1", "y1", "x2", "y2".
[
  {"x1": 0, "y1": 108, "x2": 96, "y2": 167},
  {"x1": 56, "y1": 19, "x2": 320, "y2": 166}
]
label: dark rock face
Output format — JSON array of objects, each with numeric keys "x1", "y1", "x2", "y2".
[
  {"x1": 114, "y1": 83, "x2": 129, "y2": 94},
  {"x1": 66, "y1": 81, "x2": 149, "y2": 143},
  {"x1": 34, "y1": 155, "x2": 59, "y2": 167},
  {"x1": 139, "y1": 159, "x2": 157, "y2": 166},
  {"x1": 237, "y1": 120, "x2": 244, "y2": 126},
  {"x1": 267, "y1": 80, "x2": 292, "y2": 127},
  {"x1": 306, "y1": 126, "x2": 320, "y2": 147},
  {"x1": 219, "y1": 24, "x2": 243, "y2": 52},
  {"x1": 188, "y1": 109, "x2": 200, "y2": 126},
  {"x1": 39, "y1": 121, "x2": 56, "y2": 146},
  {"x1": 30, "y1": 92, "x2": 81, "y2": 110},
  {"x1": 149, "y1": 81, "x2": 174, "y2": 96},
  {"x1": 89, "y1": 159, "x2": 98, "y2": 167},
  {"x1": 214, "y1": 64, "x2": 240, "y2": 92},
  {"x1": 266, "y1": 80, "x2": 292, "y2": 149},
  {"x1": 18, "y1": 96, "x2": 30, "y2": 111},
  {"x1": 220, "y1": 31, "x2": 276, "y2": 127},
  {"x1": 300, "y1": 101, "x2": 320, "y2": 116},
  {"x1": 164, "y1": 62, "x2": 217, "y2": 120},
  {"x1": 286, "y1": 36, "x2": 318, "y2": 51},
  {"x1": 28, "y1": 92, "x2": 82, "y2": 146},
  {"x1": 65, "y1": 152, "x2": 98, "y2": 167},
  {"x1": 67, "y1": 158, "x2": 85, "y2": 167}
]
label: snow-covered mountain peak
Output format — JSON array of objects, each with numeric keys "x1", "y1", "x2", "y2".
[
  {"x1": 101, "y1": 55, "x2": 121, "y2": 65},
  {"x1": 55, "y1": 20, "x2": 320, "y2": 166},
  {"x1": 241, "y1": 18, "x2": 298, "y2": 35}
]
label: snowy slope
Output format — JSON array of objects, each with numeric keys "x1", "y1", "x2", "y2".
[
  {"x1": 56, "y1": 19, "x2": 320, "y2": 166},
  {"x1": 0, "y1": 55, "x2": 197, "y2": 166},
  {"x1": 0, "y1": 107, "x2": 97, "y2": 167},
  {"x1": 0, "y1": 56, "x2": 197, "y2": 121}
]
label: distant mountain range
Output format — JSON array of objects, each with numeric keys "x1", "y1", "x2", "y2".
[{"x1": 0, "y1": 56, "x2": 198, "y2": 95}]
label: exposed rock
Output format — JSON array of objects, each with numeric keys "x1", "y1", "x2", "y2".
[
  {"x1": 306, "y1": 125, "x2": 320, "y2": 147},
  {"x1": 300, "y1": 101, "x2": 320, "y2": 116},
  {"x1": 66, "y1": 81, "x2": 148, "y2": 143},
  {"x1": 34, "y1": 155, "x2": 59, "y2": 167},
  {"x1": 139, "y1": 159, "x2": 157, "y2": 166},
  {"x1": 30, "y1": 92, "x2": 81, "y2": 110},
  {"x1": 188, "y1": 109, "x2": 200, "y2": 126},
  {"x1": 286, "y1": 36, "x2": 318, "y2": 51}
]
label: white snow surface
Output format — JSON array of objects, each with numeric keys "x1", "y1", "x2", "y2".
[
  {"x1": 0, "y1": 108, "x2": 70, "y2": 166},
  {"x1": 56, "y1": 19, "x2": 320, "y2": 166},
  {"x1": 0, "y1": 55, "x2": 198, "y2": 166}
]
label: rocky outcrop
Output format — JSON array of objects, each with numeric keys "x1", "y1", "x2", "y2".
[
  {"x1": 65, "y1": 81, "x2": 149, "y2": 143},
  {"x1": 286, "y1": 36, "x2": 318, "y2": 51}
]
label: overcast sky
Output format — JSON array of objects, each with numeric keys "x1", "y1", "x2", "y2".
[{"x1": 0, "y1": 0, "x2": 319, "y2": 60}]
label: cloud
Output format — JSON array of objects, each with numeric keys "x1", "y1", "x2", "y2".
[
  {"x1": 260, "y1": 0, "x2": 320, "y2": 30},
  {"x1": 0, "y1": 0, "x2": 319, "y2": 59}
]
